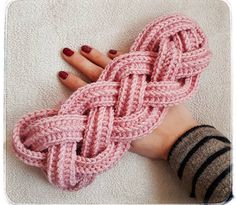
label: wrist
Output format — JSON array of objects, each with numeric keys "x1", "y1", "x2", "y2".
[{"x1": 157, "y1": 105, "x2": 198, "y2": 160}]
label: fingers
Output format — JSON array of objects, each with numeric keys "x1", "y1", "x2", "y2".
[
  {"x1": 80, "y1": 45, "x2": 111, "y2": 68},
  {"x1": 58, "y1": 71, "x2": 87, "y2": 91},
  {"x1": 59, "y1": 46, "x2": 124, "y2": 91},
  {"x1": 62, "y1": 47, "x2": 103, "y2": 81},
  {"x1": 107, "y1": 49, "x2": 123, "y2": 59}
]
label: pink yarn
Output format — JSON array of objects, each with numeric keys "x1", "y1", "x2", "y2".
[{"x1": 12, "y1": 14, "x2": 211, "y2": 191}]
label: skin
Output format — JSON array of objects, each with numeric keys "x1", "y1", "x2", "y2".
[{"x1": 59, "y1": 46, "x2": 198, "y2": 160}]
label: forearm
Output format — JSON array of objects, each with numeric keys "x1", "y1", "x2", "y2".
[
  {"x1": 167, "y1": 125, "x2": 232, "y2": 203},
  {"x1": 130, "y1": 104, "x2": 232, "y2": 202}
]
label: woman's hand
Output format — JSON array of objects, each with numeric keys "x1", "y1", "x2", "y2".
[{"x1": 59, "y1": 45, "x2": 198, "y2": 160}]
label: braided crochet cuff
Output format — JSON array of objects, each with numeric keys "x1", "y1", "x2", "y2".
[
  {"x1": 12, "y1": 14, "x2": 211, "y2": 191},
  {"x1": 168, "y1": 125, "x2": 232, "y2": 203}
]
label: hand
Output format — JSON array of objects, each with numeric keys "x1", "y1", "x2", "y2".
[{"x1": 58, "y1": 45, "x2": 198, "y2": 160}]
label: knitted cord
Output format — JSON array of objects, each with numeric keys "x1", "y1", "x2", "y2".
[{"x1": 12, "y1": 14, "x2": 211, "y2": 191}]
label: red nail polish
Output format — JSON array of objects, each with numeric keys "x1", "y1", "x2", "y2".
[
  {"x1": 58, "y1": 71, "x2": 68, "y2": 80},
  {"x1": 81, "y1": 45, "x2": 92, "y2": 53},
  {"x1": 63, "y1": 48, "x2": 74, "y2": 57},
  {"x1": 109, "y1": 49, "x2": 117, "y2": 55}
]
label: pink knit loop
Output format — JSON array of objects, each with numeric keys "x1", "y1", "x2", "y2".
[{"x1": 12, "y1": 14, "x2": 211, "y2": 191}]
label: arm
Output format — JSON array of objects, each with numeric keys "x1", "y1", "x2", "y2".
[
  {"x1": 168, "y1": 124, "x2": 232, "y2": 203},
  {"x1": 130, "y1": 104, "x2": 232, "y2": 203}
]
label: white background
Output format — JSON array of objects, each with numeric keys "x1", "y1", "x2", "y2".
[{"x1": 1, "y1": 0, "x2": 235, "y2": 204}]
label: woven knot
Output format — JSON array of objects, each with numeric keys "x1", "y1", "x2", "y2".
[{"x1": 12, "y1": 14, "x2": 211, "y2": 191}]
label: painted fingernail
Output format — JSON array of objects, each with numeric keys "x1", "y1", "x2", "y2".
[
  {"x1": 81, "y1": 45, "x2": 92, "y2": 53},
  {"x1": 63, "y1": 48, "x2": 74, "y2": 57},
  {"x1": 109, "y1": 49, "x2": 117, "y2": 55},
  {"x1": 58, "y1": 71, "x2": 68, "y2": 80}
]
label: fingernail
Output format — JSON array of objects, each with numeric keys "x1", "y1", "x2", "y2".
[
  {"x1": 63, "y1": 48, "x2": 74, "y2": 57},
  {"x1": 109, "y1": 49, "x2": 117, "y2": 55},
  {"x1": 58, "y1": 71, "x2": 68, "y2": 80},
  {"x1": 81, "y1": 45, "x2": 92, "y2": 53}
]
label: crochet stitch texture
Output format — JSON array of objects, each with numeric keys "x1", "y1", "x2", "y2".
[{"x1": 12, "y1": 14, "x2": 211, "y2": 191}]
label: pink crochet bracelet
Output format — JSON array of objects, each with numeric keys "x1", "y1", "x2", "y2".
[{"x1": 12, "y1": 14, "x2": 211, "y2": 191}]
